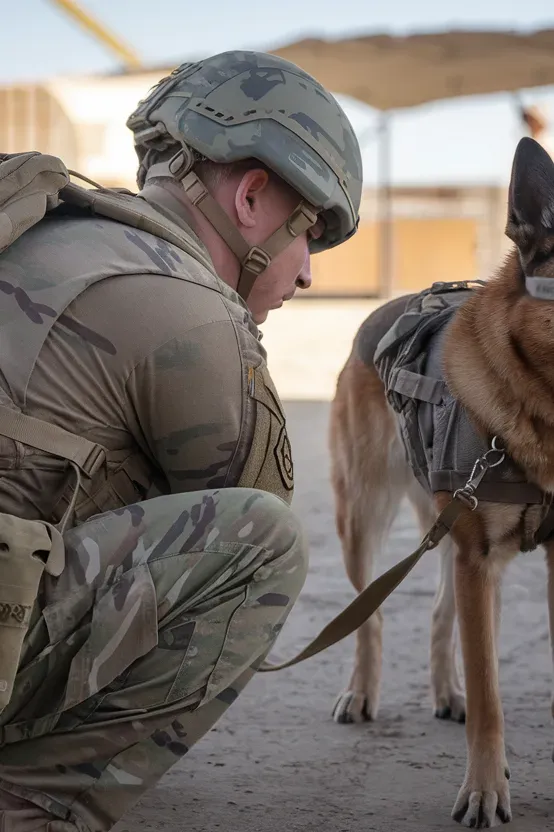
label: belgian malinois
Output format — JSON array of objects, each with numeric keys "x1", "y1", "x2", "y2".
[{"x1": 329, "y1": 136, "x2": 554, "y2": 827}]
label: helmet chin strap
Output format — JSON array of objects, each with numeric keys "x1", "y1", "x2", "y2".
[
  {"x1": 145, "y1": 148, "x2": 318, "y2": 302},
  {"x1": 180, "y1": 171, "x2": 318, "y2": 301},
  {"x1": 181, "y1": 171, "x2": 317, "y2": 300}
]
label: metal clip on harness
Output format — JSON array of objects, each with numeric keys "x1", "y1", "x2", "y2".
[{"x1": 453, "y1": 436, "x2": 506, "y2": 511}]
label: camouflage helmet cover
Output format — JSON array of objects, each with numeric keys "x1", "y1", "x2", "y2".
[{"x1": 126, "y1": 50, "x2": 363, "y2": 254}]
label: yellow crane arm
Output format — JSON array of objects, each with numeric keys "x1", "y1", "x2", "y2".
[{"x1": 47, "y1": 0, "x2": 142, "y2": 70}]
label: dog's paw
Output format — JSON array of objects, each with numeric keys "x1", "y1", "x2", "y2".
[
  {"x1": 332, "y1": 690, "x2": 376, "y2": 724},
  {"x1": 451, "y1": 766, "x2": 511, "y2": 827},
  {"x1": 434, "y1": 691, "x2": 466, "y2": 723},
  {"x1": 434, "y1": 696, "x2": 466, "y2": 723}
]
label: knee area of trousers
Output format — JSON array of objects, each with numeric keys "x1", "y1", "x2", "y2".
[
  {"x1": 239, "y1": 489, "x2": 308, "y2": 568},
  {"x1": 253, "y1": 492, "x2": 309, "y2": 602}
]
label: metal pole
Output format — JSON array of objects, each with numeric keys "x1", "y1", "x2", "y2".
[
  {"x1": 377, "y1": 112, "x2": 393, "y2": 297},
  {"x1": 47, "y1": 0, "x2": 142, "y2": 71}
]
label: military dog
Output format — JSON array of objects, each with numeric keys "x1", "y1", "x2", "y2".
[{"x1": 328, "y1": 136, "x2": 554, "y2": 827}]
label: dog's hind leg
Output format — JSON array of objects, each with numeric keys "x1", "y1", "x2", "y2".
[
  {"x1": 407, "y1": 480, "x2": 466, "y2": 723},
  {"x1": 329, "y1": 357, "x2": 408, "y2": 723}
]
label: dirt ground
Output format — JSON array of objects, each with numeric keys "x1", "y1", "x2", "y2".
[{"x1": 114, "y1": 402, "x2": 554, "y2": 832}]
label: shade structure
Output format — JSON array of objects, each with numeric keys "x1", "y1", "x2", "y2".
[
  {"x1": 271, "y1": 28, "x2": 554, "y2": 111},
  {"x1": 272, "y1": 28, "x2": 554, "y2": 296}
]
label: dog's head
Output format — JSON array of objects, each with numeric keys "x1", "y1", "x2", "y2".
[{"x1": 506, "y1": 137, "x2": 554, "y2": 299}]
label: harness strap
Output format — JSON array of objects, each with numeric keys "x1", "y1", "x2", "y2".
[
  {"x1": 534, "y1": 498, "x2": 554, "y2": 544},
  {"x1": 388, "y1": 367, "x2": 446, "y2": 405},
  {"x1": 0, "y1": 405, "x2": 105, "y2": 476},
  {"x1": 430, "y1": 472, "x2": 548, "y2": 506}
]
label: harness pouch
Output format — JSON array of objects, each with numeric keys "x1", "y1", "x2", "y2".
[{"x1": 0, "y1": 514, "x2": 64, "y2": 714}]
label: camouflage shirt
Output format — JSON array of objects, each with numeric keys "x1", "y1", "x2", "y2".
[{"x1": 0, "y1": 184, "x2": 293, "y2": 525}]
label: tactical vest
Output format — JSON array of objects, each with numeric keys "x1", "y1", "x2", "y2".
[
  {"x1": 373, "y1": 280, "x2": 554, "y2": 545},
  {"x1": 0, "y1": 151, "x2": 248, "y2": 528}
]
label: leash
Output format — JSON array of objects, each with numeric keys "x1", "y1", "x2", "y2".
[{"x1": 259, "y1": 438, "x2": 505, "y2": 673}]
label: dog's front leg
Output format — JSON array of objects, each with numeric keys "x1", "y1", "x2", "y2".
[{"x1": 451, "y1": 536, "x2": 511, "y2": 827}]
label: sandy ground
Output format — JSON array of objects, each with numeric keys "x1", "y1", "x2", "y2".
[{"x1": 114, "y1": 402, "x2": 554, "y2": 832}]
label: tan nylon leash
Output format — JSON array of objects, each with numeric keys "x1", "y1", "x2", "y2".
[{"x1": 259, "y1": 439, "x2": 505, "y2": 673}]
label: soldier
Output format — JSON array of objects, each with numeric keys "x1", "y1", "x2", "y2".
[{"x1": 0, "y1": 51, "x2": 362, "y2": 830}]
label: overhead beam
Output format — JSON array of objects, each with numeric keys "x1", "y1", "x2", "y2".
[{"x1": 47, "y1": 0, "x2": 142, "y2": 71}]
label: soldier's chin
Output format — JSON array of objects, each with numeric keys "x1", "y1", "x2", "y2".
[{"x1": 252, "y1": 308, "x2": 269, "y2": 324}]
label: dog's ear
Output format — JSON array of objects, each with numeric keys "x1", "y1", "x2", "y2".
[{"x1": 506, "y1": 137, "x2": 554, "y2": 251}]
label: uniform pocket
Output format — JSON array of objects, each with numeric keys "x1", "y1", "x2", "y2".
[{"x1": 43, "y1": 563, "x2": 158, "y2": 711}]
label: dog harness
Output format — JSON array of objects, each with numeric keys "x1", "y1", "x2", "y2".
[{"x1": 363, "y1": 280, "x2": 554, "y2": 551}]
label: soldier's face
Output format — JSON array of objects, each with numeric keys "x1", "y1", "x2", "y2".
[
  {"x1": 232, "y1": 169, "x2": 323, "y2": 324},
  {"x1": 246, "y1": 227, "x2": 312, "y2": 325}
]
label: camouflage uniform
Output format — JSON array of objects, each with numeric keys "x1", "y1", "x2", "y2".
[
  {"x1": 0, "y1": 50, "x2": 363, "y2": 831},
  {"x1": 0, "y1": 179, "x2": 305, "y2": 831},
  {"x1": 0, "y1": 488, "x2": 307, "y2": 831}
]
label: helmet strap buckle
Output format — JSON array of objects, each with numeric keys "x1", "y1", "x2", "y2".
[
  {"x1": 237, "y1": 247, "x2": 272, "y2": 301},
  {"x1": 287, "y1": 202, "x2": 318, "y2": 237},
  {"x1": 242, "y1": 246, "x2": 272, "y2": 276}
]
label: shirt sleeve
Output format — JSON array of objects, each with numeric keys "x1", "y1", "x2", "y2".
[
  {"x1": 125, "y1": 318, "x2": 248, "y2": 493},
  {"x1": 125, "y1": 313, "x2": 295, "y2": 504}
]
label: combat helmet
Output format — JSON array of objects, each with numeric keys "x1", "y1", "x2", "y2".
[{"x1": 127, "y1": 50, "x2": 363, "y2": 300}]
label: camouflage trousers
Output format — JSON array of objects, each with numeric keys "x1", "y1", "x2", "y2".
[{"x1": 0, "y1": 487, "x2": 308, "y2": 832}]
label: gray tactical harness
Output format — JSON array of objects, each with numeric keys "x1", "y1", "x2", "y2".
[{"x1": 362, "y1": 279, "x2": 554, "y2": 551}]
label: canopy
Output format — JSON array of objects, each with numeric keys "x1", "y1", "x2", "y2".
[{"x1": 271, "y1": 28, "x2": 554, "y2": 110}]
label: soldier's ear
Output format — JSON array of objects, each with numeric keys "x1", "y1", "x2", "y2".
[{"x1": 235, "y1": 168, "x2": 270, "y2": 227}]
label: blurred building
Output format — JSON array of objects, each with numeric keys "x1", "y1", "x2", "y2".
[{"x1": 0, "y1": 68, "x2": 512, "y2": 297}]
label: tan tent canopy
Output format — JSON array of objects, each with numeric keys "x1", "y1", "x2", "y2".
[{"x1": 272, "y1": 28, "x2": 554, "y2": 110}]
